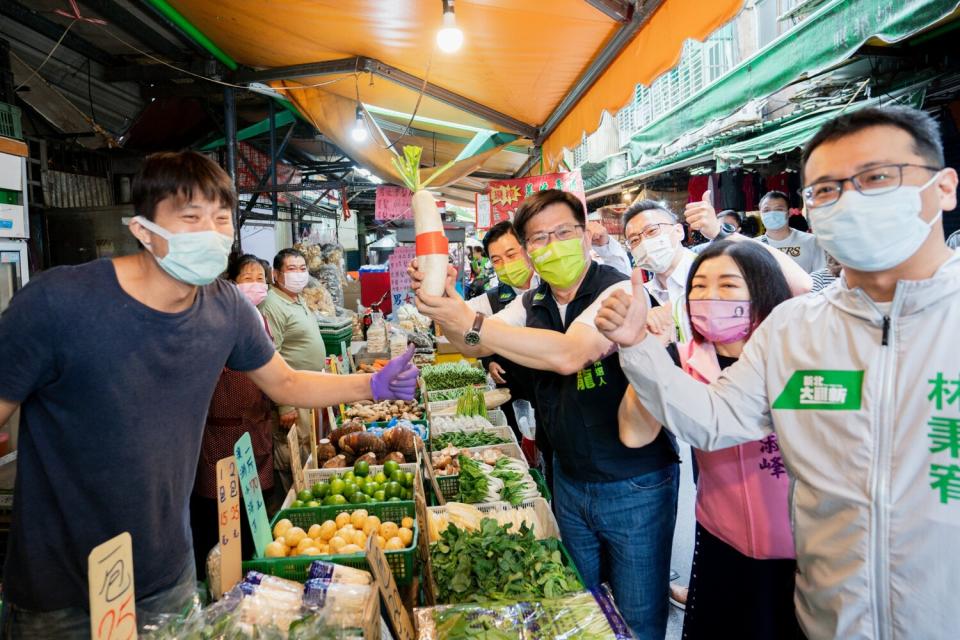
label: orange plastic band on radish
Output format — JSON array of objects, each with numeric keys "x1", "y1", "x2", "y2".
[{"x1": 416, "y1": 231, "x2": 449, "y2": 256}]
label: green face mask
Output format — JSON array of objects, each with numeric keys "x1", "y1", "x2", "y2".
[
  {"x1": 529, "y1": 238, "x2": 587, "y2": 289},
  {"x1": 494, "y1": 258, "x2": 532, "y2": 289}
]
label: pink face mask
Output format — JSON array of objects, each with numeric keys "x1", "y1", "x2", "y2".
[
  {"x1": 237, "y1": 282, "x2": 268, "y2": 306},
  {"x1": 689, "y1": 299, "x2": 752, "y2": 344}
]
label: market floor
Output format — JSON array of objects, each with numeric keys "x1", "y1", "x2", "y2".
[{"x1": 666, "y1": 442, "x2": 696, "y2": 640}]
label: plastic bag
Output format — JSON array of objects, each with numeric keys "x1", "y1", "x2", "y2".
[
  {"x1": 513, "y1": 400, "x2": 539, "y2": 467},
  {"x1": 414, "y1": 585, "x2": 635, "y2": 640}
]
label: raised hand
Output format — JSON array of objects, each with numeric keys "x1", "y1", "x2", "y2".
[
  {"x1": 370, "y1": 344, "x2": 419, "y2": 401},
  {"x1": 595, "y1": 268, "x2": 650, "y2": 347},
  {"x1": 684, "y1": 190, "x2": 722, "y2": 240}
]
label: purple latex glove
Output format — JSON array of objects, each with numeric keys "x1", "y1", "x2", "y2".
[{"x1": 370, "y1": 344, "x2": 420, "y2": 401}]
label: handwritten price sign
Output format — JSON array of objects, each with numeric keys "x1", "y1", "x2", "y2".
[
  {"x1": 234, "y1": 432, "x2": 272, "y2": 557},
  {"x1": 389, "y1": 246, "x2": 417, "y2": 311},
  {"x1": 375, "y1": 185, "x2": 413, "y2": 221},
  {"x1": 88, "y1": 532, "x2": 137, "y2": 640},
  {"x1": 216, "y1": 457, "x2": 242, "y2": 594}
]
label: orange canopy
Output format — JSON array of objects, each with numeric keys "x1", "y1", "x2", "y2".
[{"x1": 168, "y1": 0, "x2": 743, "y2": 178}]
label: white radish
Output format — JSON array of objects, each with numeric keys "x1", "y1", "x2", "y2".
[
  {"x1": 412, "y1": 189, "x2": 449, "y2": 296},
  {"x1": 392, "y1": 146, "x2": 455, "y2": 297}
]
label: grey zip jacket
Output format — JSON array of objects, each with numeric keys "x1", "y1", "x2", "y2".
[{"x1": 619, "y1": 252, "x2": 960, "y2": 639}]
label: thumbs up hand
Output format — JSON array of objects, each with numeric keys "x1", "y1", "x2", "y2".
[
  {"x1": 595, "y1": 268, "x2": 650, "y2": 348},
  {"x1": 684, "y1": 190, "x2": 723, "y2": 240}
]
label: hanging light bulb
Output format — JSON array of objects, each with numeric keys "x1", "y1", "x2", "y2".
[
  {"x1": 351, "y1": 105, "x2": 368, "y2": 143},
  {"x1": 436, "y1": 0, "x2": 463, "y2": 53}
]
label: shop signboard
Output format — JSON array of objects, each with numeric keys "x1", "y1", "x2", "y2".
[
  {"x1": 485, "y1": 170, "x2": 585, "y2": 226},
  {"x1": 388, "y1": 246, "x2": 417, "y2": 310}
]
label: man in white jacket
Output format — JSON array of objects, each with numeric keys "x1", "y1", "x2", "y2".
[{"x1": 595, "y1": 105, "x2": 959, "y2": 639}]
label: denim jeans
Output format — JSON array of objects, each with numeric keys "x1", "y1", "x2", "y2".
[
  {"x1": 554, "y1": 459, "x2": 679, "y2": 640},
  {"x1": 1, "y1": 558, "x2": 197, "y2": 639}
]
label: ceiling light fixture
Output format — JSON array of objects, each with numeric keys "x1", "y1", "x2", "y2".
[
  {"x1": 351, "y1": 105, "x2": 368, "y2": 143},
  {"x1": 436, "y1": 0, "x2": 464, "y2": 53}
]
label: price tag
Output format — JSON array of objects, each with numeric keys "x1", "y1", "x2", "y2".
[
  {"x1": 88, "y1": 532, "x2": 137, "y2": 640},
  {"x1": 365, "y1": 536, "x2": 415, "y2": 640},
  {"x1": 287, "y1": 425, "x2": 305, "y2": 493},
  {"x1": 234, "y1": 432, "x2": 272, "y2": 557},
  {"x1": 413, "y1": 481, "x2": 436, "y2": 606},
  {"x1": 216, "y1": 456, "x2": 242, "y2": 595}
]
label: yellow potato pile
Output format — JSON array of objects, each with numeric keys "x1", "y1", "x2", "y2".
[{"x1": 264, "y1": 509, "x2": 415, "y2": 558}]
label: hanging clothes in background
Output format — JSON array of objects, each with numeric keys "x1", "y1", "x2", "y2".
[
  {"x1": 787, "y1": 172, "x2": 803, "y2": 208},
  {"x1": 718, "y1": 170, "x2": 745, "y2": 211},
  {"x1": 766, "y1": 173, "x2": 791, "y2": 197},
  {"x1": 742, "y1": 172, "x2": 759, "y2": 211},
  {"x1": 688, "y1": 175, "x2": 710, "y2": 203}
]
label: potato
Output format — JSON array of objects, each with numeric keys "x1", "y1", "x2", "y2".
[
  {"x1": 339, "y1": 544, "x2": 362, "y2": 555},
  {"x1": 296, "y1": 537, "x2": 316, "y2": 554},
  {"x1": 351, "y1": 509, "x2": 369, "y2": 529},
  {"x1": 375, "y1": 535, "x2": 386, "y2": 549},
  {"x1": 351, "y1": 530, "x2": 367, "y2": 547},
  {"x1": 273, "y1": 518, "x2": 293, "y2": 540},
  {"x1": 328, "y1": 536, "x2": 347, "y2": 553},
  {"x1": 363, "y1": 515, "x2": 382, "y2": 535},
  {"x1": 285, "y1": 527, "x2": 306, "y2": 547},
  {"x1": 385, "y1": 537, "x2": 404, "y2": 551},
  {"x1": 398, "y1": 527, "x2": 413, "y2": 546},
  {"x1": 335, "y1": 512, "x2": 352, "y2": 529},
  {"x1": 265, "y1": 541, "x2": 287, "y2": 558},
  {"x1": 318, "y1": 520, "x2": 337, "y2": 541},
  {"x1": 379, "y1": 522, "x2": 399, "y2": 540},
  {"x1": 307, "y1": 524, "x2": 323, "y2": 539},
  {"x1": 303, "y1": 547, "x2": 324, "y2": 556},
  {"x1": 401, "y1": 517, "x2": 414, "y2": 530}
]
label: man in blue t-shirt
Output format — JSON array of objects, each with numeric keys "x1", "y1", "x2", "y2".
[{"x1": 0, "y1": 151, "x2": 418, "y2": 639}]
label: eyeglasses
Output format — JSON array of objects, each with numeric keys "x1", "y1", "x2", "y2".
[
  {"x1": 525, "y1": 224, "x2": 584, "y2": 249},
  {"x1": 801, "y1": 163, "x2": 941, "y2": 208},
  {"x1": 626, "y1": 223, "x2": 674, "y2": 249}
]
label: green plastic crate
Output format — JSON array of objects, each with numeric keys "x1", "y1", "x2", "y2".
[
  {"x1": 243, "y1": 501, "x2": 418, "y2": 585},
  {"x1": 530, "y1": 468, "x2": 552, "y2": 502},
  {"x1": 321, "y1": 325, "x2": 353, "y2": 356},
  {"x1": 0, "y1": 103, "x2": 21, "y2": 140}
]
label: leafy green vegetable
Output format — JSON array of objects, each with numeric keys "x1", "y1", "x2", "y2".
[
  {"x1": 433, "y1": 430, "x2": 510, "y2": 448},
  {"x1": 422, "y1": 362, "x2": 487, "y2": 391},
  {"x1": 431, "y1": 518, "x2": 582, "y2": 604},
  {"x1": 457, "y1": 454, "x2": 492, "y2": 503},
  {"x1": 391, "y1": 145, "x2": 454, "y2": 192}
]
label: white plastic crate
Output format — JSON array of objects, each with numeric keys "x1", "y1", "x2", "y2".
[
  {"x1": 430, "y1": 443, "x2": 529, "y2": 501},
  {"x1": 430, "y1": 424, "x2": 518, "y2": 449},
  {"x1": 428, "y1": 497, "x2": 559, "y2": 539},
  {"x1": 429, "y1": 412, "x2": 507, "y2": 434}
]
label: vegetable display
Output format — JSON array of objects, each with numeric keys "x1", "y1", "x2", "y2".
[
  {"x1": 414, "y1": 587, "x2": 634, "y2": 640},
  {"x1": 491, "y1": 457, "x2": 540, "y2": 506},
  {"x1": 451, "y1": 453, "x2": 539, "y2": 505},
  {"x1": 393, "y1": 146, "x2": 454, "y2": 297},
  {"x1": 290, "y1": 459, "x2": 415, "y2": 508},
  {"x1": 430, "y1": 415, "x2": 495, "y2": 433},
  {"x1": 432, "y1": 388, "x2": 512, "y2": 415},
  {"x1": 421, "y1": 362, "x2": 487, "y2": 391},
  {"x1": 342, "y1": 399, "x2": 423, "y2": 423},
  {"x1": 317, "y1": 421, "x2": 422, "y2": 469},
  {"x1": 430, "y1": 518, "x2": 581, "y2": 603},
  {"x1": 455, "y1": 386, "x2": 488, "y2": 418},
  {"x1": 427, "y1": 501, "x2": 555, "y2": 542},
  {"x1": 431, "y1": 446, "x2": 510, "y2": 477},
  {"x1": 432, "y1": 430, "x2": 510, "y2": 449}
]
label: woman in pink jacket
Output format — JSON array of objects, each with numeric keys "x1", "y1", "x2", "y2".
[{"x1": 619, "y1": 239, "x2": 802, "y2": 639}]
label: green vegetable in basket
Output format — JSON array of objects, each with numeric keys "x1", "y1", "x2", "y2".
[
  {"x1": 491, "y1": 457, "x2": 541, "y2": 506},
  {"x1": 455, "y1": 386, "x2": 489, "y2": 418},
  {"x1": 422, "y1": 362, "x2": 487, "y2": 391},
  {"x1": 431, "y1": 518, "x2": 581, "y2": 603},
  {"x1": 433, "y1": 430, "x2": 510, "y2": 448},
  {"x1": 457, "y1": 454, "x2": 502, "y2": 503}
]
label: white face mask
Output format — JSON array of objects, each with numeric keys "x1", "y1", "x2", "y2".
[
  {"x1": 808, "y1": 172, "x2": 942, "y2": 272},
  {"x1": 281, "y1": 271, "x2": 310, "y2": 293},
  {"x1": 760, "y1": 209, "x2": 788, "y2": 231},
  {"x1": 631, "y1": 233, "x2": 677, "y2": 274}
]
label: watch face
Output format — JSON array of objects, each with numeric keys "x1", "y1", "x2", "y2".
[{"x1": 464, "y1": 330, "x2": 481, "y2": 346}]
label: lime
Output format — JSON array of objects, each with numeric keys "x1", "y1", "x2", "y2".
[
  {"x1": 305, "y1": 500, "x2": 320, "y2": 508},
  {"x1": 403, "y1": 472, "x2": 415, "y2": 488},
  {"x1": 374, "y1": 472, "x2": 388, "y2": 485},
  {"x1": 389, "y1": 470, "x2": 405, "y2": 486},
  {"x1": 349, "y1": 492, "x2": 367, "y2": 504},
  {"x1": 343, "y1": 471, "x2": 355, "y2": 482},
  {"x1": 385, "y1": 482, "x2": 402, "y2": 500},
  {"x1": 383, "y1": 461, "x2": 401, "y2": 477},
  {"x1": 388, "y1": 496, "x2": 402, "y2": 502},
  {"x1": 354, "y1": 460, "x2": 370, "y2": 478},
  {"x1": 297, "y1": 489, "x2": 314, "y2": 502},
  {"x1": 354, "y1": 476, "x2": 367, "y2": 490},
  {"x1": 401, "y1": 489, "x2": 412, "y2": 500},
  {"x1": 373, "y1": 490, "x2": 386, "y2": 502},
  {"x1": 342, "y1": 483, "x2": 357, "y2": 499},
  {"x1": 311, "y1": 481, "x2": 330, "y2": 499},
  {"x1": 323, "y1": 494, "x2": 347, "y2": 505},
  {"x1": 291, "y1": 499, "x2": 304, "y2": 508},
  {"x1": 329, "y1": 478, "x2": 346, "y2": 496}
]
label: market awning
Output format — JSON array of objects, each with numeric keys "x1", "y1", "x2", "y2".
[
  {"x1": 153, "y1": 0, "x2": 748, "y2": 181},
  {"x1": 629, "y1": 0, "x2": 960, "y2": 166}
]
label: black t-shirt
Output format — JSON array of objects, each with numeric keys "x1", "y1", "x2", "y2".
[{"x1": 0, "y1": 259, "x2": 276, "y2": 610}]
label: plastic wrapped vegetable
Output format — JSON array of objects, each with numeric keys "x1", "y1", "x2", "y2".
[{"x1": 393, "y1": 146, "x2": 454, "y2": 297}]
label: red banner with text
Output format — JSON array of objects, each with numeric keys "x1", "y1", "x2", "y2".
[{"x1": 484, "y1": 170, "x2": 585, "y2": 227}]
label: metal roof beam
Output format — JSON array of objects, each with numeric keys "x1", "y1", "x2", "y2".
[
  {"x1": 536, "y1": 0, "x2": 664, "y2": 145},
  {"x1": 235, "y1": 56, "x2": 539, "y2": 139},
  {"x1": 0, "y1": 1, "x2": 119, "y2": 68},
  {"x1": 238, "y1": 181, "x2": 344, "y2": 194},
  {"x1": 584, "y1": 0, "x2": 635, "y2": 22},
  {"x1": 79, "y1": 1, "x2": 185, "y2": 60}
]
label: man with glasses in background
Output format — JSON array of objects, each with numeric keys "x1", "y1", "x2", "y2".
[
  {"x1": 596, "y1": 105, "x2": 960, "y2": 639},
  {"x1": 410, "y1": 189, "x2": 679, "y2": 640}
]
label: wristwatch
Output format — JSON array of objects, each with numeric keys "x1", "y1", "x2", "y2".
[{"x1": 463, "y1": 312, "x2": 486, "y2": 346}]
